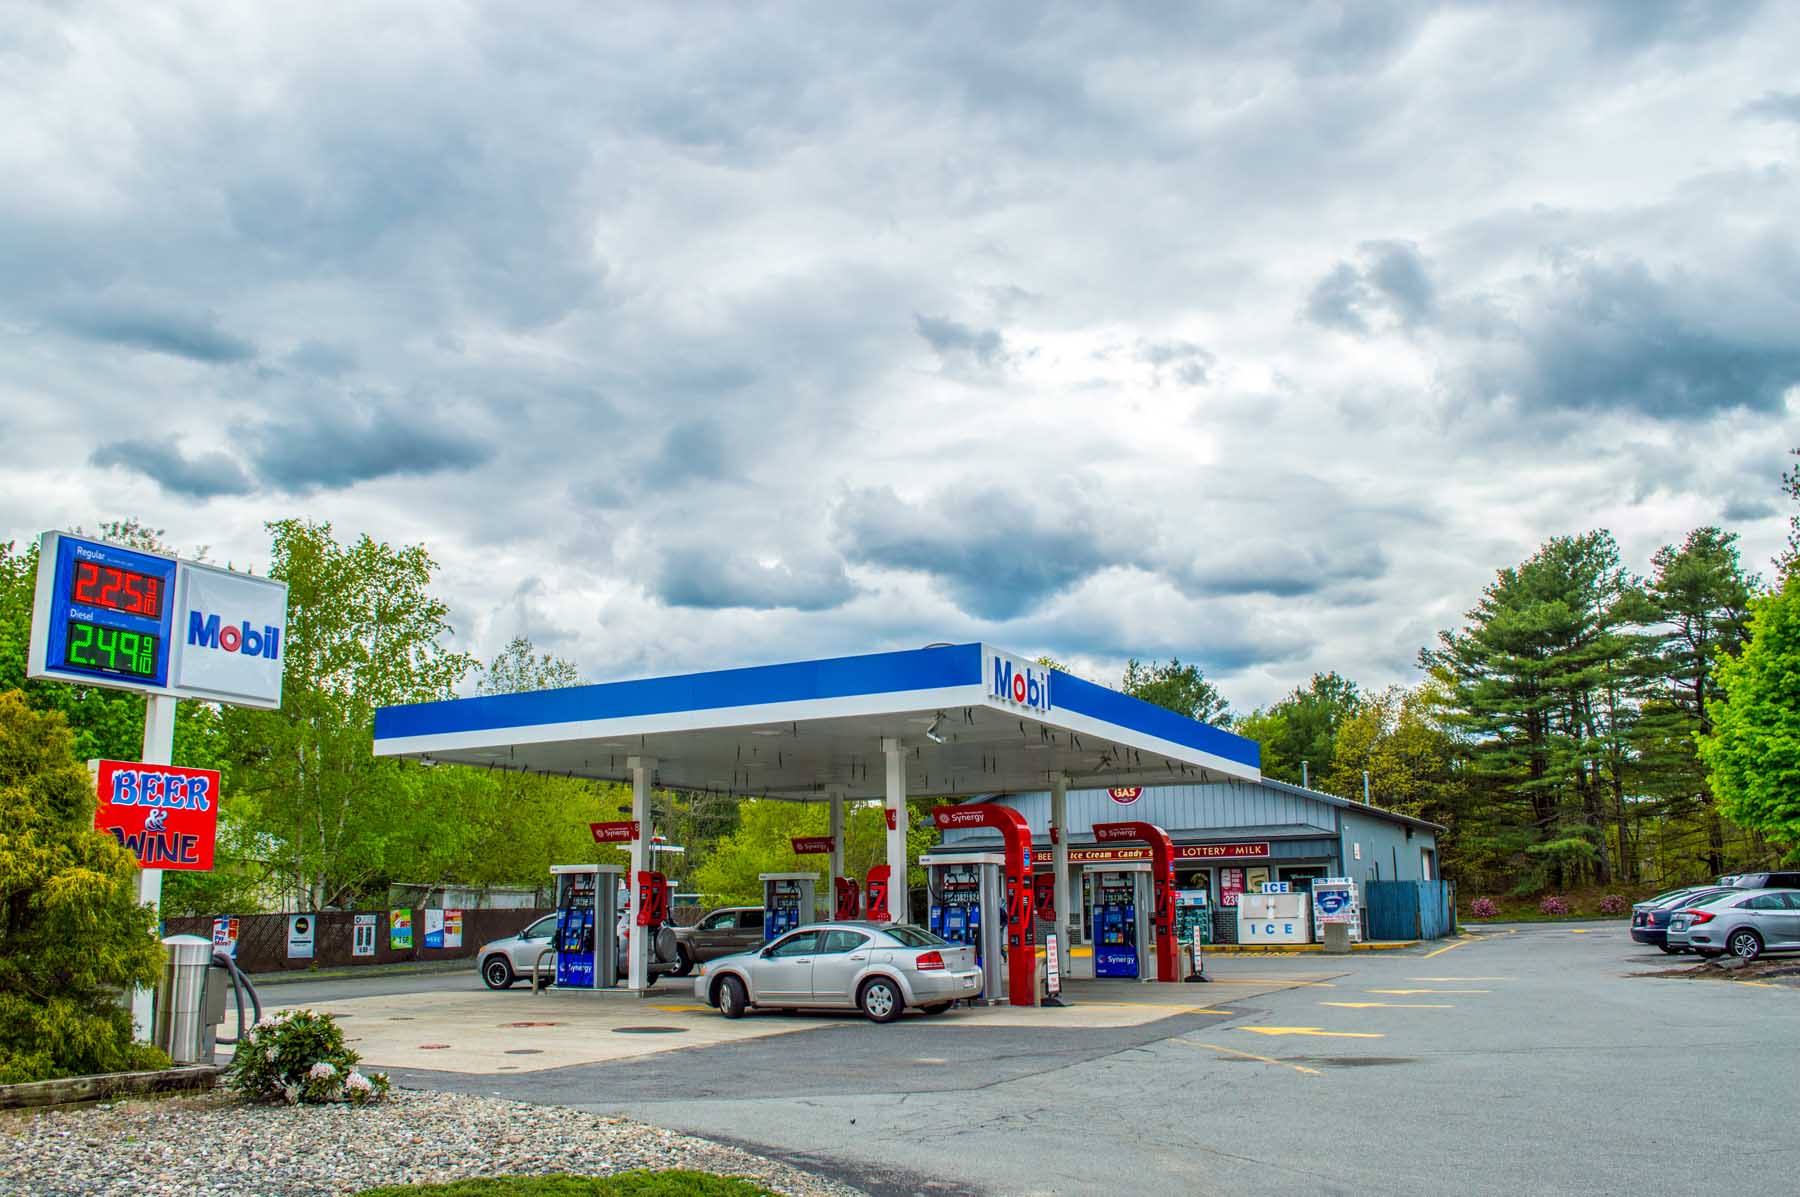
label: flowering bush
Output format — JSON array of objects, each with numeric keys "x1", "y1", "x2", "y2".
[
  {"x1": 1597, "y1": 894, "x2": 1628, "y2": 916},
  {"x1": 1469, "y1": 897, "x2": 1499, "y2": 919},
  {"x1": 227, "y1": 1009, "x2": 389, "y2": 1106},
  {"x1": 1539, "y1": 895, "x2": 1570, "y2": 916}
]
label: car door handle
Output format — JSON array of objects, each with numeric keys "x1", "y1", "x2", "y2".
[{"x1": 849, "y1": 954, "x2": 867, "y2": 961}]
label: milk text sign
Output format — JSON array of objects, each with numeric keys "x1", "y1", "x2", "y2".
[
  {"x1": 93, "y1": 759, "x2": 220, "y2": 871},
  {"x1": 987, "y1": 650, "x2": 1052, "y2": 715},
  {"x1": 29, "y1": 531, "x2": 288, "y2": 710}
]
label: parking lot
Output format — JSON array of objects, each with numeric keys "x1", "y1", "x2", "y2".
[{"x1": 257, "y1": 925, "x2": 1798, "y2": 1196}]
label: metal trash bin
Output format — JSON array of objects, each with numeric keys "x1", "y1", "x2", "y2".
[{"x1": 155, "y1": 934, "x2": 222, "y2": 1065}]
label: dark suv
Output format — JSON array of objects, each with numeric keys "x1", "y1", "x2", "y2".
[
  {"x1": 1724, "y1": 872, "x2": 1800, "y2": 890},
  {"x1": 658, "y1": 906, "x2": 766, "y2": 976}
]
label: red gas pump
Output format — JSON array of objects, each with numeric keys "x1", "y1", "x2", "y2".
[
  {"x1": 834, "y1": 876, "x2": 861, "y2": 921},
  {"x1": 864, "y1": 865, "x2": 891, "y2": 923},
  {"x1": 634, "y1": 870, "x2": 670, "y2": 928}
]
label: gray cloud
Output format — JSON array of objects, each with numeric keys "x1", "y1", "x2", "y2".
[
  {"x1": 246, "y1": 402, "x2": 493, "y2": 492},
  {"x1": 1306, "y1": 241, "x2": 1436, "y2": 335},
  {"x1": 1137, "y1": 339, "x2": 1214, "y2": 387},
  {"x1": 914, "y1": 314, "x2": 1012, "y2": 373},
  {"x1": 54, "y1": 302, "x2": 255, "y2": 364},
  {"x1": 1740, "y1": 91, "x2": 1800, "y2": 122},
  {"x1": 90, "y1": 438, "x2": 256, "y2": 500},
  {"x1": 653, "y1": 547, "x2": 857, "y2": 612}
]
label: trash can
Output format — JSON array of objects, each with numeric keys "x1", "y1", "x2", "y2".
[
  {"x1": 155, "y1": 934, "x2": 219, "y2": 1065},
  {"x1": 1322, "y1": 922, "x2": 1352, "y2": 955}
]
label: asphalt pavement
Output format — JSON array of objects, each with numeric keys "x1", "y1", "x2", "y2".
[{"x1": 265, "y1": 927, "x2": 1800, "y2": 1196}]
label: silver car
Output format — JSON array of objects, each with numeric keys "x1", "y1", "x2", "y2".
[
  {"x1": 696, "y1": 921, "x2": 983, "y2": 1023},
  {"x1": 1666, "y1": 889, "x2": 1800, "y2": 961},
  {"x1": 478, "y1": 913, "x2": 558, "y2": 989}
]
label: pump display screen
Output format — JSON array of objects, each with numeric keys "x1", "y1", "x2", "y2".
[
  {"x1": 69, "y1": 560, "x2": 165, "y2": 619},
  {"x1": 64, "y1": 620, "x2": 159, "y2": 679}
]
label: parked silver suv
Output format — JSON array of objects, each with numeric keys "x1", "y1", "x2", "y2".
[{"x1": 658, "y1": 906, "x2": 766, "y2": 976}]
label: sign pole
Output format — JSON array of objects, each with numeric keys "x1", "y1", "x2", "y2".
[{"x1": 132, "y1": 693, "x2": 177, "y2": 1038}]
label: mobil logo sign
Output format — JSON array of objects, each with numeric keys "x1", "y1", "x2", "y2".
[
  {"x1": 94, "y1": 759, "x2": 220, "y2": 871},
  {"x1": 988, "y1": 650, "x2": 1052, "y2": 714},
  {"x1": 171, "y1": 562, "x2": 288, "y2": 709}
]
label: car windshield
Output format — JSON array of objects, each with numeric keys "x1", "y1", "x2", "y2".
[
  {"x1": 1646, "y1": 888, "x2": 1694, "y2": 905},
  {"x1": 1684, "y1": 890, "x2": 1736, "y2": 908},
  {"x1": 882, "y1": 924, "x2": 950, "y2": 948}
]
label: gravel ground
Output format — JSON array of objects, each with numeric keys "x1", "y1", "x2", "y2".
[{"x1": 0, "y1": 1088, "x2": 864, "y2": 1197}]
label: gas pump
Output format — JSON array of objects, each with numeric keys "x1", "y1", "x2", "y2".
[
  {"x1": 1090, "y1": 866, "x2": 1153, "y2": 979},
  {"x1": 550, "y1": 864, "x2": 621, "y2": 988},
  {"x1": 759, "y1": 872, "x2": 816, "y2": 942},
  {"x1": 834, "y1": 876, "x2": 861, "y2": 921},
  {"x1": 921, "y1": 852, "x2": 1007, "y2": 1003},
  {"x1": 863, "y1": 865, "x2": 892, "y2": 923}
]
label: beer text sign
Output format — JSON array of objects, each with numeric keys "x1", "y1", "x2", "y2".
[{"x1": 93, "y1": 759, "x2": 220, "y2": 871}]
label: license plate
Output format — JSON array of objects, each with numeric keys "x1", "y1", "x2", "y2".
[
  {"x1": 962, "y1": 976, "x2": 977, "y2": 989},
  {"x1": 1671, "y1": 919, "x2": 1688, "y2": 930}
]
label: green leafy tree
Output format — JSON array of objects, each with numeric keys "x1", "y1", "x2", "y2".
[
  {"x1": 0, "y1": 691, "x2": 169, "y2": 1082},
  {"x1": 221, "y1": 520, "x2": 478, "y2": 909},
  {"x1": 479, "y1": 635, "x2": 583, "y2": 694},
  {"x1": 1699, "y1": 574, "x2": 1800, "y2": 857},
  {"x1": 1236, "y1": 671, "x2": 1362, "y2": 786},
  {"x1": 1121, "y1": 657, "x2": 1230, "y2": 725},
  {"x1": 1777, "y1": 448, "x2": 1798, "y2": 580}
]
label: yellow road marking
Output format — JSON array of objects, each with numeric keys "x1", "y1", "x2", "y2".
[
  {"x1": 1321, "y1": 1001, "x2": 1452, "y2": 1009},
  {"x1": 1369, "y1": 988, "x2": 1489, "y2": 995},
  {"x1": 1181, "y1": 1040, "x2": 1322, "y2": 1076},
  {"x1": 1569, "y1": 929, "x2": 1590, "y2": 934},
  {"x1": 649, "y1": 1004, "x2": 709, "y2": 1012},
  {"x1": 1239, "y1": 1026, "x2": 1385, "y2": 1039},
  {"x1": 1734, "y1": 980, "x2": 1779, "y2": 989},
  {"x1": 1422, "y1": 939, "x2": 1468, "y2": 959}
]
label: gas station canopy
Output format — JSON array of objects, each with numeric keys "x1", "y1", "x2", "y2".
[{"x1": 372, "y1": 643, "x2": 1261, "y2": 798}]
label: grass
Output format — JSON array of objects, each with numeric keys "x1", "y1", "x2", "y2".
[
  {"x1": 353, "y1": 1174, "x2": 777, "y2": 1197},
  {"x1": 1461, "y1": 884, "x2": 1671, "y2": 922}
]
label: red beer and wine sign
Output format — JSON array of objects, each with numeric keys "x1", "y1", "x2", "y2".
[{"x1": 93, "y1": 759, "x2": 220, "y2": 871}]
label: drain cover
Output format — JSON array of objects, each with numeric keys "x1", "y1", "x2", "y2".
[
  {"x1": 504, "y1": 1049, "x2": 544, "y2": 1055},
  {"x1": 500, "y1": 1021, "x2": 561, "y2": 1028},
  {"x1": 611, "y1": 1026, "x2": 687, "y2": 1035}
]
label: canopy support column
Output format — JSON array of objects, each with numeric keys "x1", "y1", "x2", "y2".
[
  {"x1": 1051, "y1": 772, "x2": 1072, "y2": 948},
  {"x1": 882, "y1": 737, "x2": 907, "y2": 923},
  {"x1": 827, "y1": 786, "x2": 846, "y2": 916},
  {"x1": 627, "y1": 755, "x2": 656, "y2": 992}
]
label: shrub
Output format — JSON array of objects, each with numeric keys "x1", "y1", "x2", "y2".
[
  {"x1": 0, "y1": 691, "x2": 170, "y2": 1083},
  {"x1": 227, "y1": 1009, "x2": 389, "y2": 1105},
  {"x1": 1539, "y1": 895, "x2": 1570, "y2": 916},
  {"x1": 1597, "y1": 894, "x2": 1628, "y2": 916},
  {"x1": 1469, "y1": 897, "x2": 1499, "y2": 919}
]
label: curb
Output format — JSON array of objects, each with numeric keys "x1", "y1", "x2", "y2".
[
  {"x1": 0, "y1": 1065, "x2": 223, "y2": 1111},
  {"x1": 1203, "y1": 941, "x2": 1420, "y2": 954}
]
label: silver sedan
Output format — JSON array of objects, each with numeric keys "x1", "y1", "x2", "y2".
[
  {"x1": 696, "y1": 921, "x2": 982, "y2": 1022},
  {"x1": 1666, "y1": 889, "x2": 1800, "y2": 961}
]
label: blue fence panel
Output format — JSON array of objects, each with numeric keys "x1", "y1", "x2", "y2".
[{"x1": 1365, "y1": 880, "x2": 1457, "y2": 941}]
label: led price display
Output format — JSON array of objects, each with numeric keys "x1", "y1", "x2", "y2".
[
  {"x1": 69, "y1": 560, "x2": 164, "y2": 619},
  {"x1": 64, "y1": 619, "x2": 159, "y2": 680}
]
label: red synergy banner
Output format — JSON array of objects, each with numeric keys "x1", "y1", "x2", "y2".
[
  {"x1": 93, "y1": 759, "x2": 219, "y2": 871},
  {"x1": 589, "y1": 820, "x2": 639, "y2": 844},
  {"x1": 790, "y1": 835, "x2": 834, "y2": 855}
]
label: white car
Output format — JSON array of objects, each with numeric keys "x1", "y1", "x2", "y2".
[{"x1": 697, "y1": 921, "x2": 982, "y2": 1022}]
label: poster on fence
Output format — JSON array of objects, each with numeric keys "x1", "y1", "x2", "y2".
[
  {"x1": 423, "y1": 907, "x2": 445, "y2": 949},
  {"x1": 443, "y1": 909, "x2": 463, "y2": 949},
  {"x1": 287, "y1": 913, "x2": 316, "y2": 959},
  {"x1": 353, "y1": 913, "x2": 377, "y2": 957},
  {"x1": 211, "y1": 915, "x2": 240, "y2": 958},
  {"x1": 389, "y1": 908, "x2": 413, "y2": 950}
]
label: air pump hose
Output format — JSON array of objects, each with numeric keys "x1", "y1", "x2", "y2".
[{"x1": 212, "y1": 948, "x2": 262, "y2": 1045}]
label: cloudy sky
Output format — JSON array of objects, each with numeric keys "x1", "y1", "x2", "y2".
[{"x1": 4, "y1": 1, "x2": 1796, "y2": 709}]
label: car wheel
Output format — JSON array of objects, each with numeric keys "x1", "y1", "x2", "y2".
[
  {"x1": 482, "y1": 956, "x2": 516, "y2": 990},
  {"x1": 1728, "y1": 929, "x2": 1763, "y2": 961},
  {"x1": 859, "y1": 977, "x2": 903, "y2": 1023},
  {"x1": 921, "y1": 1001, "x2": 954, "y2": 1016},
  {"x1": 1658, "y1": 943, "x2": 1681, "y2": 955},
  {"x1": 715, "y1": 975, "x2": 749, "y2": 1019},
  {"x1": 671, "y1": 945, "x2": 695, "y2": 977}
]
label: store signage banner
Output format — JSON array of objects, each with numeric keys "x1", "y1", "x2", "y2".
[
  {"x1": 1030, "y1": 841, "x2": 1272, "y2": 865},
  {"x1": 211, "y1": 915, "x2": 239, "y2": 957},
  {"x1": 287, "y1": 914, "x2": 315, "y2": 959},
  {"x1": 389, "y1": 909, "x2": 413, "y2": 950},
  {"x1": 444, "y1": 909, "x2": 463, "y2": 949},
  {"x1": 423, "y1": 908, "x2": 445, "y2": 949},
  {"x1": 589, "y1": 820, "x2": 637, "y2": 844},
  {"x1": 352, "y1": 914, "x2": 377, "y2": 957},
  {"x1": 93, "y1": 759, "x2": 220, "y2": 871},
  {"x1": 1219, "y1": 867, "x2": 1246, "y2": 908},
  {"x1": 790, "y1": 835, "x2": 834, "y2": 854},
  {"x1": 1106, "y1": 787, "x2": 1142, "y2": 805}
]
